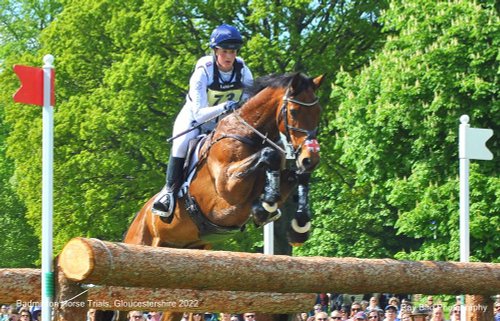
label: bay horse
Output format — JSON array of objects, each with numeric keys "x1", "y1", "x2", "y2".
[{"x1": 121, "y1": 72, "x2": 323, "y2": 321}]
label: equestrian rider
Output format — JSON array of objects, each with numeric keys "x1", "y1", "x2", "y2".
[{"x1": 152, "y1": 24, "x2": 254, "y2": 220}]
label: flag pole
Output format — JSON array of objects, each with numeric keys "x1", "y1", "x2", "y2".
[
  {"x1": 458, "y1": 115, "x2": 469, "y2": 321},
  {"x1": 42, "y1": 54, "x2": 54, "y2": 321}
]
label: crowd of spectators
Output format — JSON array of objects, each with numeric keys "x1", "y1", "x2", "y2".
[
  {"x1": 295, "y1": 294, "x2": 500, "y2": 321},
  {"x1": 1, "y1": 295, "x2": 499, "y2": 321}
]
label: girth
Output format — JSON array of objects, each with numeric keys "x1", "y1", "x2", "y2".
[{"x1": 184, "y1": 190, "x2": 243, "y2": 241}]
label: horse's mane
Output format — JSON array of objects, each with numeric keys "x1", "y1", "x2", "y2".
[{"x1": 245, "y1": 72, "x2": 314, "y2": 98}]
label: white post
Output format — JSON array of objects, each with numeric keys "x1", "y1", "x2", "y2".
[
  {"x1": 264, "y1": 222, "x2": 274, "y2": 255},
  {"x1": 42, "y1": 54, "x2": 54, "y2": 321},
  {"x1": 459, "y1": 115, "x2": 470, "y2": 321}
]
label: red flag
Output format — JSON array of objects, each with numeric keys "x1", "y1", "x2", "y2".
[{"x1": 13, "y1": 65, "x2": 55, "y2": 106}]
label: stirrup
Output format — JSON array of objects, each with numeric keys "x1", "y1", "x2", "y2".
[{"x1": 152, "y1": 188, "x2": 175, "y2": 219}]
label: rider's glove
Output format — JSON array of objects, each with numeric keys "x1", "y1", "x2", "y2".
[{"x1": 224, "y1": 100, "x2": 240, "y2": 112}]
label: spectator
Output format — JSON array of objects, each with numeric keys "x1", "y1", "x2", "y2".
[
  {"x1": 449, "y1": 305, "x2": 460, "y2": 321},
  {"x1": 180, "y1": 313, "x2": 189, "y2": 321},
  {"x1": 340, "y1": 305, "x2": 349, "y2": 321},
  {"x1": 220, "y1": 313, "x2": 231, "y2": 321},
  {"x1": 367, "y1": 297, "x2": 380, "y2": 313},
  {"x1": 367, "y1": 310, "x2": 380, "y2": 321},
  {"x1": 384, "y1": 305, "x2": 398, "y2": 321},
  {"x1": 308, "y1": 305, "x2": 324, "y2": 321},
  {"x1": 331, "y1": 310, "x2": 343, "y2": 321},
  {"x1": 315, "y1": 312, "x2": 329, "y2": 321},
  {"x1": 429, "y1": 306, "x2": 444, "y2": 321},
  {"x1": 388, "y1": 298, "x2": 400, "y2": 310},
  {"x1": 494, "y1": 302, "x2": 500, "y2": 321},
  {"x1": 0, "y1": 305, "x2": 9, "y2": 321},
  {"x1": 354, "y1": 312, "x2": 367, "y2": 321},
  {"x1": 191, "y1": 313, "x2": 204, "y2": 321},
  {"x1": 411, "y1": 307, "x2": 430, "y2": 321},
  {"x1": 128, "y1": 311, "x2": 146, "y2": 321},
  {"x1": 30, "y1": 307, "x2": 41, "y2": 321},
  {"x1": 426, "y1": 297, "x2": 434, "y2": 310},
  {"x1": 147, "y1": 312, "x2": 162, "y2": 321},
  {"x1": 243, "y1": 313, "x2": 256, "y2": 321},
  {"x1": 350, "y1": 303, "x2": 362, "y2": 321},
  {"x1": 399, "y1": 300, "x2": 412, "y2": 316},
  {"x1": 8, "y1": 306, "x2": 20, "y2": 321},
  {"x1": 399, "y1": 312, "x2": 411, "y2": 321},
  {"x1": 230, "y1": 315, "x2": 239, "y2": 321},
  {"x1": 18, "y1": 309, "x2": 31, "y2": 321}
]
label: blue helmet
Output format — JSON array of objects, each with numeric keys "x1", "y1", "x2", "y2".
[{"x1": 209, "y1": 24, "x2": 243, "y2": 50}]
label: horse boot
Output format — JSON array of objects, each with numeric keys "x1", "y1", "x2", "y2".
[{"x1": 152, "y1": 156, "x2": 185, "y2": 223}]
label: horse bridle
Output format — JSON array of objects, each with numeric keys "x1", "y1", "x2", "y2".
[{"x1": 279, "y1": 87, "x2": 320, "y2": 158}]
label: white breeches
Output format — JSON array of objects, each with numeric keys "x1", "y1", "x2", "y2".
[{"x1": 171, "y1": 107, "x2": 199, "y2": 158}]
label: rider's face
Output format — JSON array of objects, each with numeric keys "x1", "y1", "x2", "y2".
[{"x1": 215, "y1": 48, "x2": 237, "y2": 72}]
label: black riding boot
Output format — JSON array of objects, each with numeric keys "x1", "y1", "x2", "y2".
[{"x1": 152, "y1": 156, "x2": 185, "y2": 223}]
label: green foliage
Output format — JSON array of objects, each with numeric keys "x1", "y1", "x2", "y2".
[{"x1": 298, "y1": 0, "x2": 499, "y2": 262}]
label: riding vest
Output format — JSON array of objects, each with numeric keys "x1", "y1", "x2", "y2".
[{"x1": 206, "y1": 59, "x2": 244, "y2": 106}]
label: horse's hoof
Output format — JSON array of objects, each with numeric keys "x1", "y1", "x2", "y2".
[
  {"x1": 291, "y1": 218, "x2": 311, "y2": 234},
  {"x1": 262, "y1": 201, "x2": 278, "y2": 213}
]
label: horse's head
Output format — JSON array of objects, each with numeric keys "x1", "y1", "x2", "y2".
[{"x1": 277, "y1": 73, "x2": 324, "y2": 173}]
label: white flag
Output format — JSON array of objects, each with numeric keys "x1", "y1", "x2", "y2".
[{"x1": 459, "y1": 115, "x2": 494, "y2": 160}]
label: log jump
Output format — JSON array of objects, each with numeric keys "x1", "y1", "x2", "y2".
[{"x1": 59, "y1": 237, "x2": 500, "y2": 295}]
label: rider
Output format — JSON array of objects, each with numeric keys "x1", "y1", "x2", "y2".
[{"x1": 152, "y1": 23, "x2": 254, "y2": 220}]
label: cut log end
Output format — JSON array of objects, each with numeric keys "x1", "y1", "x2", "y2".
[{"x1": 59, "y1": 237, "x2": 95, "y2": 281}]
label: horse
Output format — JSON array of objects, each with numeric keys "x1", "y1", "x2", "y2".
[{"x1": 121, "y1": 72, "x2": 324, "y2": 321}]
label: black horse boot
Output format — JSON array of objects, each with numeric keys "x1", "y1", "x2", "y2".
[{"x1": 152, "y1": 156, "x2": 185, "y2": 223}]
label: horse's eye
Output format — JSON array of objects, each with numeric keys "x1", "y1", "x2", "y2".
[{"x1": 290, "y1": 108, "x2": 299, "y2": 119}]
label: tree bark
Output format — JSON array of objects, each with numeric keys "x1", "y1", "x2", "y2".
[
  {"x1": 59, "y1": 237, "x2": 500, "y2": 295},
  {"x1": 0, "y1": 268, "x2": 41, "y2": 303}
]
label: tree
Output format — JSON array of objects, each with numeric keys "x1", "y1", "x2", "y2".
[{"x1": 298, "y1": 0, "x2": 499, "y2": 262}]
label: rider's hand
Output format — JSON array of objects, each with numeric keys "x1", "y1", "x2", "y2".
[{"x1": 224, "y1": 100, "x2": 240, "y2": 112}]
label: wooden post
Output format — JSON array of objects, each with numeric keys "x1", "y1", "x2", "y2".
[
  {"x1": 53, "y1": 260, "x2": 88, "y2": 321},
  {"x1": 465, "y1": 295, "x2": 493, "y2": 321},
  {"x1": 59, "y1": 238, "x2": 500, "y2": 295}
]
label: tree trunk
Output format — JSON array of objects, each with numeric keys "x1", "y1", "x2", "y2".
[{"x1": 59, "y1": 237, "x2": 500, "y2": 295}]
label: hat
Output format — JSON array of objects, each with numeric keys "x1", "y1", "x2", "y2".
[
  {"x1": 355, "y1": 312, "x2": 367, "y2": 320},
  {"x1": 385, "y1": 306, "x2": 397, "y2": 312}
]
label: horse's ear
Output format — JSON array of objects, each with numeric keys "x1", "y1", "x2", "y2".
[
  {"x1": 289, "y1": 72, "x2": 303, "y2": 93},
  {"x1": 312, "y1": 74, "x2": 325, "y2": 90}
]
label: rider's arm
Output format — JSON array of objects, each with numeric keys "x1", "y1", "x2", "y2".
[
  {"x1": 188, "y1": 66, "x2": 227, "y2": 124},
  {"x1": 241, "y1": 65, "x2": 254, "y2": 102}
]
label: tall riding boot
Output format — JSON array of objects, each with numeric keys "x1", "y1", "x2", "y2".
[{"x1": 152, "y1": 156, "x2": 185, "y2": 222}]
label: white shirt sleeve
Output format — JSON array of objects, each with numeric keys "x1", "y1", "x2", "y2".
[
  {"x1": 241, "y1": 63, "x2": 254, "y2": 102},
  {"x1": 188, "y1": 65, "x2": 227, "y2": 124}
]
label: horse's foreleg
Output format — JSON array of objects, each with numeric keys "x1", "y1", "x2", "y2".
[{"x1": 287, "y1": 173, "x2": 312, "y2": 246}]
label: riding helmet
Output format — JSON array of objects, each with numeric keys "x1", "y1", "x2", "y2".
[{"x1": 209, "y1": 24, "x2": 243, "y2": 50}]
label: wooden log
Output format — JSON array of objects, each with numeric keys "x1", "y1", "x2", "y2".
[
  {"x1": 88, "y1": 286, "x2": 315, "y2": 313},
  {"x1": 0, "y1": 268, "x2": 314, "y2": 313},
  {"x1": 59, "y1": 237, "x2": 500, "y2": 295},
  {"x1": 0, "y1": 269, "x2": 41, "y2": 303}
]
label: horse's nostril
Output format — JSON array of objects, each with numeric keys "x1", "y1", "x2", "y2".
[{"x1": 302, "y1": 157, "x2": 311, "y2": 168}]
